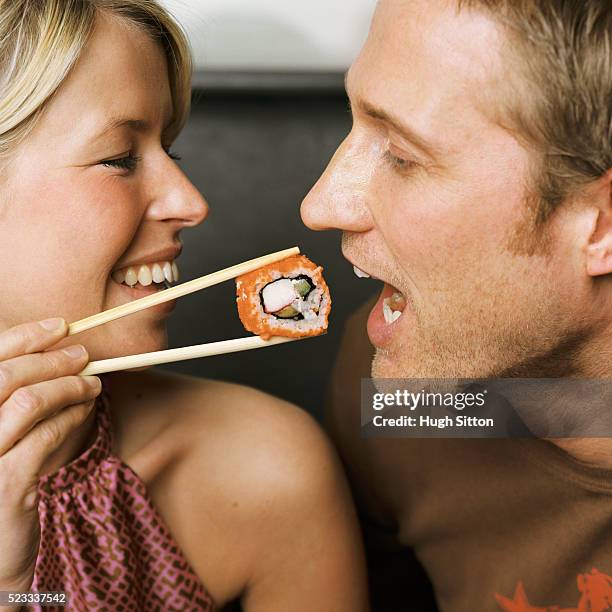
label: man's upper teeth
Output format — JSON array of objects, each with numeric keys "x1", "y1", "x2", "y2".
[
  {"x1": 353, "y1": 265, "x2": 371, "y2": 279},
  {"x1": 112, "y1": 260, "x2": 179, "y2": 287}
]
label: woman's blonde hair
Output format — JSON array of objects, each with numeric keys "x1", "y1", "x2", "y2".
[{"x1": 0, "y1": 0, "x2": 192, "y2": 159}]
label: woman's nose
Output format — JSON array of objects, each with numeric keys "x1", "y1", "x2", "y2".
[
  {"x1": 301, "y1": 134, "x2": 373, "y2": 233},
  {"x1": 145, "y1": 159, "x2": 209, "y2": 227}
]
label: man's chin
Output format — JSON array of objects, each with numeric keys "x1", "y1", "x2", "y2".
[
  {"x1": 372, "y1": 347, "x2": 462, "y2": 379},
  {"x1": 372, "y1": 349, "x2": 408, "y2": 379}
]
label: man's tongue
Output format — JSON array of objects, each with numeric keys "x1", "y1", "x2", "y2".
[
  {"x1": 367, "y1": 283, "x2": 407, "y2": 347},
  {"x1": 380, "y1": 283, "x2": 406, "y2": 323}
]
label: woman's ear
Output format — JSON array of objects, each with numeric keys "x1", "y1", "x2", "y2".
[{"x1": 586, "y1": 169, "x2": 612, "y2": 277}]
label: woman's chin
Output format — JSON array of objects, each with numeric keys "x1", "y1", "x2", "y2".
[{"x1": 87, "y1": 329, "x2": 168, "y2": 362}]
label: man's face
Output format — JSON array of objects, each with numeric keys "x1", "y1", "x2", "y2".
[{"x1": 301, "y1": 0, "x2": 593, "y2": 378}]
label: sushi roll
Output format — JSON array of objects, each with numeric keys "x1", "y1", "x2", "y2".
[{"x1": 236, "y1": 255, "x2": 331, "y2": 340}]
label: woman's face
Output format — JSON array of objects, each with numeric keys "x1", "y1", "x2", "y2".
[{"x1": 0, "y1": 13, "x2": 208, "y2": 360}]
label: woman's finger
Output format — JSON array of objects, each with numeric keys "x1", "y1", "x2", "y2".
[
  {"x1": 1, "y1": 399, "x2": 98, "y2": 490},
  {"x1": 0, "y1": 345, "x2": 89, "y2": 406},
  {"x1": 0, "y1": 318, "x2": 67, "y2": 362},
  {"x1": 0, "y1": 375, "x2": 101, "y2": 456}
]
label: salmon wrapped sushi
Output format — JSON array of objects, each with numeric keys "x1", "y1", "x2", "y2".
[{"x1": 236, "y1": 255, "x2": 331, "y2": 340}]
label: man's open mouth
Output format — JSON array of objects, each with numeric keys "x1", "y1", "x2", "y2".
[{"x1": 353, "y1": 264, "x2": 406, "y2": 326}]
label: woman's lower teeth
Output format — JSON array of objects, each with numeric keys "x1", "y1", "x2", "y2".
[{"x1": 124, "y1": 281, "x2": 168, "y2": 290}]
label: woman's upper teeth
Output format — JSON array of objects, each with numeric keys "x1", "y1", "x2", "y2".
[{"x1": 112, "y1": 260, "x2": 179, "y2": 287}]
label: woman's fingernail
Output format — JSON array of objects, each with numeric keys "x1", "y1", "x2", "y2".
[
  {"x1": 62, "y1": 344, "x2": 86, "y2": 359},
  {"x1": 39, "y1": 318, "x2": 65, "y2": 331},
  {"x1": 85, "y1": 376, "x2": 101, "y2": 392}
]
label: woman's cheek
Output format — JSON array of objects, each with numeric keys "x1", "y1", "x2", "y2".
[{"x1": 64, "y1": 179, "x2": 143, "y2": 260}]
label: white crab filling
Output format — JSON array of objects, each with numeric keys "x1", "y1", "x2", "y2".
[
  {"x1": 262, "y1": 278, "x2": 296, "y2": 313},
  {"x1": 261, "y1": 277, "x2": 321, "y2": 319},
  {"x1": 383, "y1": 292, "x2": 406, "y2": 325},
  {"x1": 112, "y1": 260, "x2": 179, "y2": 288}
]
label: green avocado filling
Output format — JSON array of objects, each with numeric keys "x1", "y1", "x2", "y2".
[
  {"x1": 275, "y1": 305, "x2": 300, "y2": 319},
  {"x1": 293, "y1": 278, "x2": 311, "y2": 298}
]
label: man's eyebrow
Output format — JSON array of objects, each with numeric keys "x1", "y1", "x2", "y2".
[
  {"x1": 344, "y1": 71, "x2": 439, "y2": 159},
  {"x1": 358, "y1": 99, "x2": 439, "y2": 158}
]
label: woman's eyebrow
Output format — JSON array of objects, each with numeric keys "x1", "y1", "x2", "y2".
[
  {"x1": 89, "y1": 117, "x2": 148, "y2": 142},
  {"x1": 88, "y1": 115, "x2": 173, "y2": 143}
]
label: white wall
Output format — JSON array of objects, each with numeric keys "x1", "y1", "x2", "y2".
[{"x1": 161, "y1": 0, "x2": 377, "y2": 72}]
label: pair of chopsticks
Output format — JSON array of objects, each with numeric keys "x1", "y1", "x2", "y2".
[{"x1": 72, "y1": 247, "x2": 302, "y2": 376}]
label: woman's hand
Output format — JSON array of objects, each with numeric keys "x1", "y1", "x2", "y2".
[{"x1": 0, "y1": 318, "x2": 100, "y2": 602}]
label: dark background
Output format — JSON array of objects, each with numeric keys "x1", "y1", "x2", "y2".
[{"x1": 160, "y1": 83, "x2": 376, "y2": 421}]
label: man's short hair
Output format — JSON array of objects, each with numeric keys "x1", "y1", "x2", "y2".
[{"x1": 457, "y1": 0, "x2": 611, "y2": 225}]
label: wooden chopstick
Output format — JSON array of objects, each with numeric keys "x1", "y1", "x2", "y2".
[
  {"x1": 79, "y1": 336, "x2": 302, "y2": 376},
  {"x1": 68, "y1": 246, "x2": 300, "y2": 336}
]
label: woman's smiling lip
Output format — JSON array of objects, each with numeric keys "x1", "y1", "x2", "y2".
[
  {"x1": 112, "y1": 244, "x2": 182, "y2": 272},
  {"x1": 109, "y1": 244, "x2": 182, "y2": 316}
]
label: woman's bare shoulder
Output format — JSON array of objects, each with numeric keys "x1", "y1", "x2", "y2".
[
  {"x1": 109, "y1": 367, "x2": 320, "y2": 437},
  {"x1": 172, "y1": 371, "x2": 364, "y2": 607},
  {"x1": 150, "y1": 368, "x2": 340, "y2": 496},
  {"x1": 106, "y1": 367, "x2": 331, "y2": 473},
  {"x1": 107, "y1": 368, "x2": 360, "y2": 606}
]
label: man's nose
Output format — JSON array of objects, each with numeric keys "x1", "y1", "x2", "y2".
[
  {"x1": 145, "y1": 157, "x2": 209, "y2": 227},
  {"x1": 301, "y1": 134, "x2": 373, "y2": 233}
]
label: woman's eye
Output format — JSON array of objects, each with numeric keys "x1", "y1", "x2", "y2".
[
  {"x1": 100, "y1": 153, "x2": 141, "y2": 172},
  {"x1": 384, "y1": 150, "x2": 416, "y2": 173}
]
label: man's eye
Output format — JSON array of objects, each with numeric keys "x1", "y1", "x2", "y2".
[
  {"x1": 100, "y1": 153, "x2": 141, "y2": 172},
  {"x1": 384, "y1": 150, "x2": 416, "y2": 173}
]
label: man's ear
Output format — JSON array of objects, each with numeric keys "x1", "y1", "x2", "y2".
[{"x1": 586, "y1": 169, "x2": 612, "y2": 277}]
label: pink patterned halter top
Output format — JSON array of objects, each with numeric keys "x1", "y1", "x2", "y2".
[{"x1": 30, "y1": 380, "x2": 217, "y2": 611}]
